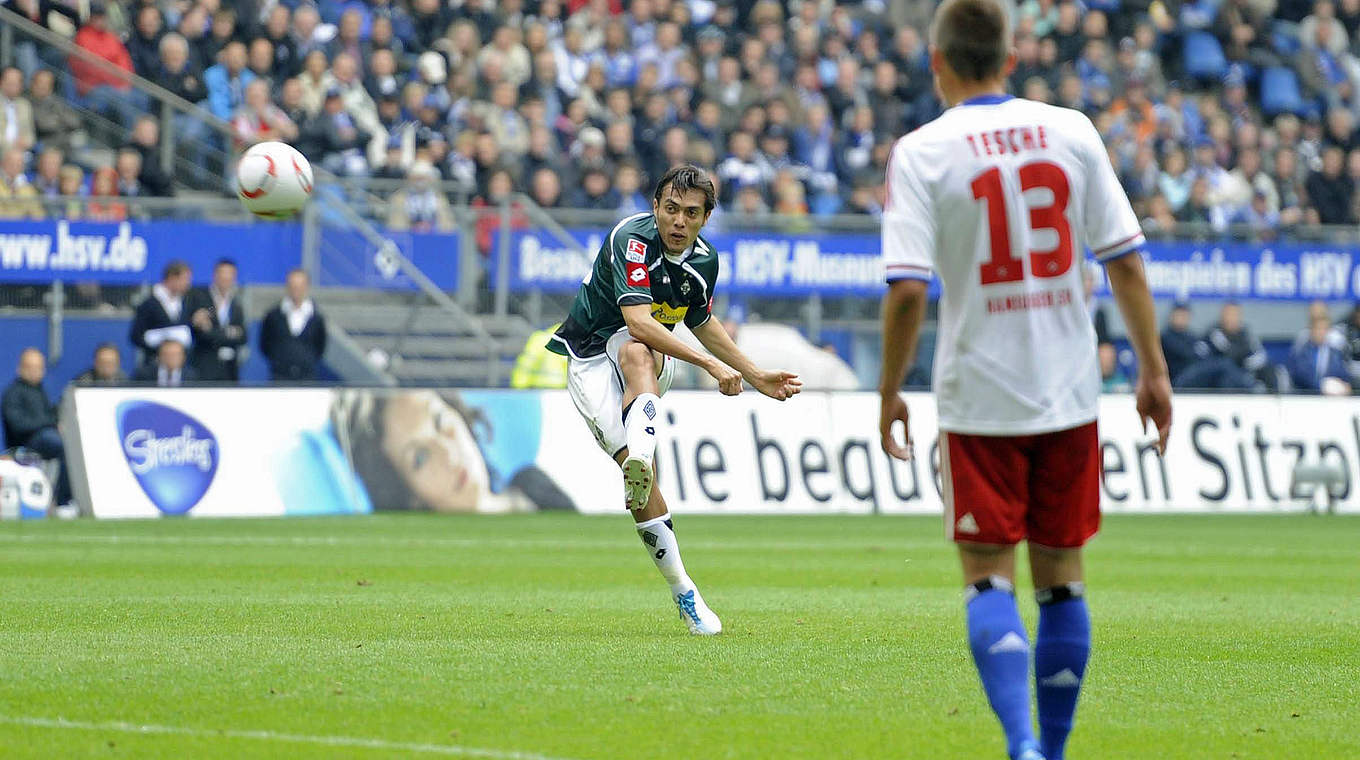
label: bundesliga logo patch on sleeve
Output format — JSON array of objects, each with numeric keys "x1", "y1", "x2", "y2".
[
  {"x1": 625, "y1": 239, "x2": 647, "y2": 263},
  {"x1": 627, "y1": 262, "x2": 650, "y2": 286}
]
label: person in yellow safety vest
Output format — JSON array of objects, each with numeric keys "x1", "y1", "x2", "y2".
[{"x1": 511, "y1": 323, "x2": 568, "y2": 388}]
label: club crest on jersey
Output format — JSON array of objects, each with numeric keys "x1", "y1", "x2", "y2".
[
  {"x1": 625, "y1": 238, "x2": 647, "y2": 263},
  {"x1": 627, "y1": 262, "x2": 650, "y2": 286},
  {"x1": 679, "y1": 279, "x2": 692, "y2": 297}
]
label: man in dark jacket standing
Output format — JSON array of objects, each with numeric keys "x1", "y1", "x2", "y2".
[
  {"x1": 130, "y1": 260, "x2": 193, "y2": 366},
  {"x1": 187, "y1": 258, "x2": 247, "y2": 382},
  {"x1": 1, "y1": 347, "x2": 68, "y2": 504},
  {"x1": 260, "y1": 268, "x2": 326, "y2": 381}
]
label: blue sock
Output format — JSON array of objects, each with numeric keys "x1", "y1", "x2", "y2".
[
  {"x1": 966, "y1": 577, "x2": 1037, "y2": 759},
  {"x1": 1034, "y1": 585, "x2": 1091, "y2": 760}
]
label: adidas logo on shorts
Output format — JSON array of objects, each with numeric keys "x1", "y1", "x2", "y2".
[{"x1": 956, "y1": 513, "x2": 980, "y2": 535}]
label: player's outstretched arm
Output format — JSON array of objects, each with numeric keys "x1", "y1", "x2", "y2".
[
  {"x1": 691, "y1": 318, "x2": 802, "y2": 400},
  {"x1": 878, "y1": 279, "x2": 928, "y2": 460},
  {"x1": 620, "y1": 304, "x2": 743, "y2": 393},
  {"x1": 1105, "y1": 253, "x2": 1173, "y2": 454}
]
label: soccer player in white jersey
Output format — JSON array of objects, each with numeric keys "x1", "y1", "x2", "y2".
[{"x1": 877, "y1": 1, "x2": 1173, "y2": 758}]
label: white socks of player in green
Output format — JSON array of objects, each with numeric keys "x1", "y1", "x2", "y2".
[
  {"x1": 624, "y1": 393, "x2": 661, "y2": 467},
  {"x1": 635, "y1": 512, "x2": 694, "y2": 595}
]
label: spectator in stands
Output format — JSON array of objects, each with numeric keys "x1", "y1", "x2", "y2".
[
  {"x1": 74, "y1": 343, "x2": 127, "y2": 386},
  {"x1": 29, "y1": 148, "x2": 60, "y2": 198},
  {"x1": 69, "y1": 4, "x2": 143, "y2": 128},
  {"x1": 1099, "y1": 343, "x2": 1132, "y2": 392},
  {"x1": 127, "y1": 5, "x2": 164, "y2": 79},
  {"x1": 130, "y1": 260, "x2": 193, "y2": 365},
  {"x1": 261, "y1": 5, "x2": 299, "y2": 81},
  {"x1": 204, "y1": 41, "x2": 255, "y2": 123},
  {"x1": 1289, "y1": 315, "x2": 1353, "y2": 394},
  {"x1": 1306, "y1": 145, "x2": 1356, "y2": 224},
  {"x1": 571, "y1": 165, "x2": 618, "y2": 210},
  {"x1": 28, "y1": 69, "x2": 81, "y2": 153},
  {"x1": 330, "y1": 53, "x2": 381, "y2": 137},
  {"x1": 186, "y1": 258, "x2": 247, "y2": 382},
  {"x1": 114, "y1": 149, "x2": 147, "y2": 209},
  {"x1": 302, "y1": 88, "x2": 371, "y2": 177},
  {"x1": 1207, "y1": 302, "x2": 1274, "y2": 391},
  {"x1": 87, "y1": 166, "x2": 127, "y2": 221},
  {"x1": 1, "y1": 347, "x2": 69, "y2": 505},
  {"x1": 124, "y1": 116, "x2": 173, "y2": 197},
  {"x1": 246, "y1": 38, "x2": 278, "y2": 90},
  {"x1": 57, "y1": 165, "x2": 85, "y2": 216},
  {"x1": 529, "y1": 166, "x2": 565, "y2": 208},
  {"x1": 0, "y1": 148, "x2": 41, "y2": 219},
  {"x1": 133, "y1": 339, "x2": 197, "y2": 387},
  {"x1": 1334, "y1": 302, "x2": 1360, "y2": 378},
  {"x1": 261, "y1": 269, "x2": 327, "y2": 382},
  {"x1": 0, "y1": 67, "x2": 34, "y2": 155},
  {"x1": 203, "y1": 8, "x2": 241, "y2": 69},
  {"x1": 232, "y1": 79, "x2": 299, "y2": 150},
  {"x1": 155, "y1": 33, "x2": 208, "y2": 116},
  {"x1": 8, "y1": 0, "x2": 78, "y2": 78},
  {"x1": 387, "y1": 161, "x2": 454, "y2": 232},
  {"x1": 613, "y1": 163, "x2": 648, "y2": 215}
]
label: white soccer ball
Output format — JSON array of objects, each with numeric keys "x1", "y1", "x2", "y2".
[{"x1": 236, "y1": 141, "x2": 314, "y2": 219}]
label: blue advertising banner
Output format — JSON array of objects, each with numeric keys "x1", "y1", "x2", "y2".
[
  {"x1": 315, "y1": 226, "x2": 460, "y2": 291},
  {"x1": 0, "y1": 219, "x2": 460, "y2": 291},
  {"x1": 490, "y1": 226, "x2": 890, "y2": 296},
  {"x1": 0, "y1": 220, "x2": 303, "y2": 285},
  {"x1": 495, "y1": 225, "x2": 1360, "y2": 302}
]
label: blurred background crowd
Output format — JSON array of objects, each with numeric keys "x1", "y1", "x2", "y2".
[{"x1": 2, "y1": 0, "x2": 1360, "y2": 229}]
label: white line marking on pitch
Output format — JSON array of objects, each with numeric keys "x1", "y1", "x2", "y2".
[
  {"x1": 0, "y1": 715, "x2": 578, "y2": 759},
  {"x1": 0, "y1": 533, "x2": 921, "y2": 551}
]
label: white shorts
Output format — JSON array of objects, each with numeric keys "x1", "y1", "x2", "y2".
[{"x1": 566, "y1": 327, "x2": 675, "y2": 457}]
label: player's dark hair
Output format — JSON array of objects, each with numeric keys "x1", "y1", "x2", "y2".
[
  {"x1": 653, "y1": 164, "x2": 717, "y2": 213},
  {"x1": 931, "y1": 0, "x2": 1010, "y2": 83},
  {"x1": 162, "y1": 260, "x2": 190, "y2": 280}
]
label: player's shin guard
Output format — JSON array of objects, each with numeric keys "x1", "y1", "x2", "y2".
[
  {"x1": 1035, "y1": 583, "x2": 1090, "y2": 760},
  {"x1": 635, "y1": 512, "x2": 693, "y2": 595},
  {"x1": 623, "y1": 393, "x2": 661, "y2": 466},
  {"x1": 965, "y1": 576, "x2": 1039, "y2": 760}
]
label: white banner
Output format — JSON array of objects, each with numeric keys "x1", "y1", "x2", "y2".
[
  {"x1": 548, "y1": 392, "x2": 1360, "y2": 515},
  {"x1": 63, "y1": 387, "x2": 1360, "y2": 518}
]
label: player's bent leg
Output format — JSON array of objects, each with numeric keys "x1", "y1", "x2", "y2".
[
  {"x1": 959, "y1": 543, "x2": 1043, "y2": 760},
  {"x1": 616, "y1": 340, "x2": 666, "y2": 512},
  {"x1": 1029, "y1": 545, "x2": 1090, "y2": 760}
]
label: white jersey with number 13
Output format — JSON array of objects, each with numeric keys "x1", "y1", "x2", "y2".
[{"x1": 882, "y1": 95, "x2": 1145, "y2": 436}]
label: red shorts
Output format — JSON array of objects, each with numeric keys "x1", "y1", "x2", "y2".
[{"x1": 940, "y1": 421, "x2": 1101, "y2": 548}]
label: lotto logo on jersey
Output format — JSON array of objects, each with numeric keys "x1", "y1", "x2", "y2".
[
  {"x1": 625, "y1": 238, "x2": 647, "y2": 263},
  {"x1": 627, "y1": 262, "x2": 650, "y2": 286}
]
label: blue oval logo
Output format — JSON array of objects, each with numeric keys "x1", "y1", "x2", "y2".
[{"x1": 116, "y1": 400, "x2": 219, "y2": 515}]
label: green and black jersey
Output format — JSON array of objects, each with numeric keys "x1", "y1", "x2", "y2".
[{"x1": 548, "y1": 212, "x2": 719, "y2": 359}]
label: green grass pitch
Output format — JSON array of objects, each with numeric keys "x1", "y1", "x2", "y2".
[{"x1": 0, "y1": 514, "x2": 1355, "y2": 759}]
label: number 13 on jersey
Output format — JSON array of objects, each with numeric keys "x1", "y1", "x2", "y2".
[{"x1": 971, "y1": 160, "x2": 1073, "y2": 285}]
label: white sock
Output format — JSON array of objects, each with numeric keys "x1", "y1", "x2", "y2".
[
  {"x1": 624, "y1": 393, "x2": 661, "y2": 466},
  {"x1": 635, "y1": 512, "x2": 693, "y2": 595}
]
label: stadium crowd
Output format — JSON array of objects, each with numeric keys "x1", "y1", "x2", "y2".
[{"x1": 0, "y1": 0, "x2": 1357, "y2": 227}]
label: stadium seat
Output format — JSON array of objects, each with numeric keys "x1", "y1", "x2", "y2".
[
  {"x1": 1260, "y1": 67, "x2": 1306, "y2": 116},
  {"x1": 1182, "y1": 32, "x2": 1228, "y2": 82}
]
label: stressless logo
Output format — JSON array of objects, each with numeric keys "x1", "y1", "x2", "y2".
[{"x1": 116, "y1": 401, "x2": 219, "y2": 515}]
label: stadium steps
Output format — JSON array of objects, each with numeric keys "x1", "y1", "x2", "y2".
[{"x1": 313, "y1": 290, "x2": 533, "y2": 386}]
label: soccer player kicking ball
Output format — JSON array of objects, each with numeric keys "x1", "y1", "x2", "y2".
[
  {"x1": 877, "y1": 2, "x2": 1173, "y2": 758},
  {"x1": 547, "y1": 165, "x2": 802, "y2": 635}
]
